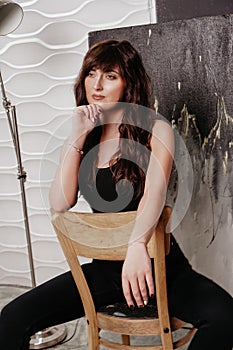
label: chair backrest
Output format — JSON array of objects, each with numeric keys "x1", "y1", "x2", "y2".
[
  {"x1": 51, "y1": 206, "x2": 173, "y2": 349},
  {"x1": 51, "y1": 207, "x2": 171, "y2": 260}
]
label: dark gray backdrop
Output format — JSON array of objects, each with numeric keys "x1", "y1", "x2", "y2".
[
  {"x1": 156, "y1": 0, "x2": 233, "y2": 23},
  {"x1": 89, "y1": 15, "x2": 233, "y2": 211},
  {"x1": 88, "y1": 13, "x2": 233, "y2": 292}
]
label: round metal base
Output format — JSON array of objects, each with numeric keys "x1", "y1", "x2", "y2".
[{"x1": 29, "y1": 325, "x2": 67, "y2": 349}]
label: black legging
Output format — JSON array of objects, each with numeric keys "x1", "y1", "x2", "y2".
[{"x1": 0, "y1": 241, "x2": 232, "y2": 350}]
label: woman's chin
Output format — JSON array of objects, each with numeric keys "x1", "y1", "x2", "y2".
[
  {"x1": 96, "y1": 101, "x2": 115, "y2": 110},
  {"x1": 98, "y1": 101, "x2": 125, "y2": 111}
]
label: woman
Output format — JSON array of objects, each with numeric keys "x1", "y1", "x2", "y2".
[{"x1": 0, "y1": 39, "x2": 232, "y2": 350}]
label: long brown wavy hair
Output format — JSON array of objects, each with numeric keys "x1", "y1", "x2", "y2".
[{"x1": 74, "y1": 39, "x2": 155, "y2": 200}]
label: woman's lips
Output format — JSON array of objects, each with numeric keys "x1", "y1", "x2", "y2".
[{"x1": 92, "y1": 94, "x2": 105, "y2": 101}]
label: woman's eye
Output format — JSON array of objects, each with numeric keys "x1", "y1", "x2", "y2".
[
  {"x1": 106, "y1": 74, "x2": 116, "y2": 80},
  {"x1": 88, "y1": 71, "x2": 95, "y2": 77}
]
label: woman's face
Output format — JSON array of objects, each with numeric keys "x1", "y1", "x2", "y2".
[{"x1": 84, "y1": 67, "x2": 125, "y2": 108}]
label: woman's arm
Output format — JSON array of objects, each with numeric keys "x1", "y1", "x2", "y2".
[
  {"x1": 49, "y1": 104, "x2": 101, "y2": 212},
  {"x1": 122, "y1": 119, "x2": 174, "y2": 307}
]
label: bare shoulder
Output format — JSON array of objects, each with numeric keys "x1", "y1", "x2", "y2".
[{"x1": 151, "y1": 118, "x2": 174, "y2": 150}]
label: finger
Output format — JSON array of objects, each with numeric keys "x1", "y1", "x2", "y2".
[
  {"x1": 122, "y1": 276, "x2": 134, "y2": 308},
  {"x1": 95, "y1": 104, "x2": 104, "y2": 123},
  {"x1": 85, "y1": 105, "x2": 95, "y2": 123},
  {"x1": 145, "y1": 272, "x2": 155, "y2": 299},
  {"x1": 91, "y1": 104, "x2": 100, "y2": 123},
  {"x1": 93, "y1": 104, "x2": 103, "y2": 123},
  {"x1": 138, "y1": 277, "x2": 149, "y2": 306},
  {"x1": 86, "y1": 104, "x2": 102, "y2": 124},
  {"x1": 130, "y1": 279, "x2": 144, "y2": 307},
  {"x1": 90, "y1": 104, "x2": 103, "y2": 124},
  {"x1": 81, "y1": 105, "x2": 90, "y2": 120},
  {"x1": 96, "y1": 104, "x2": 103, "y2": 115},
  {"x1": 74, "y1": 106, "x2": 86, "y2": 119}
]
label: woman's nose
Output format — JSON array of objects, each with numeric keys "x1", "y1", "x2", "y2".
[{"x1": 93, "y1": 76, "x2": 103, "y2": 90}]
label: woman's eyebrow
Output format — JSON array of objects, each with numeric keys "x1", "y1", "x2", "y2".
[
  {"x1": 106, "y1": 69, "x2": 120, "y2": 75},
  {"x1": 89, "y1": 67, "x2": 120, "y2": 75}
]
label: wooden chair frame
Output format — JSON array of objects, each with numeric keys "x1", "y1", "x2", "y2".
[{"x1": 51, "y1": 207, "x2": 195, "y2": 349}]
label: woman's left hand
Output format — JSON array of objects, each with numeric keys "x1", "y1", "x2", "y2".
[{"x1": 122, "y1": 242, "x2": 154, "y2": 307}]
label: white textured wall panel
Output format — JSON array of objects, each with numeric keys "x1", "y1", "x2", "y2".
[{"x1": 0, "y1": 0, "x2": 155, "y2": 286}]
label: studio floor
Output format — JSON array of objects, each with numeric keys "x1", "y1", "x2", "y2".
[{"x1": 0, "y1": 285, "x2": 189, "y2": 349}]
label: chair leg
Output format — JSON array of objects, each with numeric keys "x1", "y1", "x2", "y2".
[
  {"x1": 122, "y1": 334, "x2": 130, "y2": 345},
  {"x1": 87, "y1": 324, "x2": 99, "y2": 350}
]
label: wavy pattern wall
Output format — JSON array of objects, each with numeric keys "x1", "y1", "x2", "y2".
[{"x1": 0, "y1": 0, "x2": 156, "y2": 286}]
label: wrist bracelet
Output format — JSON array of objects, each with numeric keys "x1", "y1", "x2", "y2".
[{"x1": 68, "y1": 143, "x2": 84, "y2": 155}]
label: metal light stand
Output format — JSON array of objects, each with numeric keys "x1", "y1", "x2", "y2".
[
  {"x1": 0, "y1": 70, "x2": 67, "y2": 349},
  {"x1": 0, "y1": 70, "x2": 36, "y2": 287},
  {"x1": 0, "y1": 1, "x2": 66, "y2": 348}
]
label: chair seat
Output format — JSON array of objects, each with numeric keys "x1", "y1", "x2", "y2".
[
  {"x1": 98, "y1": 301, "x2": 158, "y2": 319},
  {"x1": 97, "y1": 302, "x2": 160, "y2": 337},
  {"x1": 97, "y1": 311, "x2": 161, "y2": 336},
  {"x1": 97, "y1": 305, "x2": 196, "y2": 350},
  {"x1": 97, "y1": 302, "x2": 194, "y2": 337}
]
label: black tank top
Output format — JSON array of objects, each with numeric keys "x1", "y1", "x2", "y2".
[
  {"x1": 81, "y1": 163, "x2": 142, "y2": 213},
  {"x1": 80, "y1": 162, "x2": 191, "y2": 278}
]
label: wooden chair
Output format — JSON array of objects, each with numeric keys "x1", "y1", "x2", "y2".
[{"x1": 51, "y1": 206, "x2": 196, "y2": 349}]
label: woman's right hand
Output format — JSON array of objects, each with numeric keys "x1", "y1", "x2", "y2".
[
  {"x1": 122, "y1": 242, "x2": 154, "y2": 308},
  {"x1": 69, "y1": 104, "x2": 102, "y2": 142}
]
